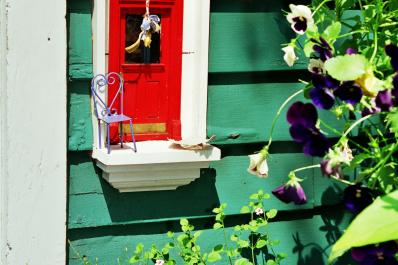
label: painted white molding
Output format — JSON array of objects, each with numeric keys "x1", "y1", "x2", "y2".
[
  {"x1": 92, "y1": 0, "x2": 220, "y2": 192},
  {"x1": 94, "y1": 141, "x2": 220, "y2": 192},
  {"x1": 0, "y1": 0, "x2": 67, "y2": 264},
  {"x1": 0, "y1": 0, "x2": 8, "y2": 263}
]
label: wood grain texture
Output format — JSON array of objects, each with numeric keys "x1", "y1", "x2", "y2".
[
  {"x1": 68, "y1": 152, "x2": 316, "y2": 229},
  {"x1": 68, "y1": 81, "x2": 93, "y2": 151},
  {"x1": 68, "y1": 0, "x2": 93, "y2": 79},
  {"x1": 207, "y1": 83, "x2": 305, "y2": 144},
  {"x1": 68, "y1": 207, "x2": 353, "y2": 265},
  {"x1": 208, "y1": 12, "x2": 307, "y2": 73}
]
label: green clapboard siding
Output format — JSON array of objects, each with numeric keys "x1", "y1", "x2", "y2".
[
  {"x1": 68, "y1": 208, "x2": 353, "y2": 265},
  {"x1": 66, "y1": 0, "x2": 350, "y2": 264},
  {"x1": 69, "y1": 152, "x2": 318, "y2": 229},
  {"x1": 68, "y1": 80, "x2": 93, "y2": 150},
  {"x1": 209, "y1": 12, "x2": 307, "y2": 73},
  {"x1": 68, "y1": 0, "x2": 93, "y2": 79},
  {"x1": 207, "y1": 83, "x2": 305, "y2": 144}
]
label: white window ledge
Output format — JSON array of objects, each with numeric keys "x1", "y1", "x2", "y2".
[{"x1": 92, "y1": 141, "x2": 221, "y2": 192}]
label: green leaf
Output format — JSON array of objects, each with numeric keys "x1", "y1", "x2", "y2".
[
  {"x1": 213, "y1": 244, "x2": 223, "y2": 252},
  {"x1": 387, "y1": 109, "x2": 398, "y2": 135},
  {"x1": 240, "y1": 206, "x2": 250, "y2": 214},
  {"x1": 235, "y1": 258, "x2": 253, "y2": 265},
  {"x1": 323, "y1": 22, "x2": 342, "y2": 42},
  {"x1": 304, "y1": 41, "x2": 315, "y2": 57},
  {"x1": 324, "y1": 54, "x2": 368, "y2": 81},
  {"x1": 238, "y1": 240, "x2": 250, "y2": 248},
  {"x1": 167, "y1": 231, "x2": 174, "y2": 238},
  {"x1": 329, "y1": 190, "x2": 398, "y2": 263},
  {"x1": 266, "y1": 209, "x2": 278, "y2": 219},
  {"x1": 213, "y1": 223, "x2": 223, "y2": 230},
  {"x1": 207, "y1": 251, "x2": 222, "y2": 263},
  {"x1": 180, "y1": 219, "x2": 189, "y2": 226},
  {"x1": 250, "y1": 193, "x2": 259, "y2": 200},
  {"x1": 266, "y1": 260, "x2": 277, "y2": 265},
  {"x1": 256, "y1": 240, "x2": 267, "y2": 249}
]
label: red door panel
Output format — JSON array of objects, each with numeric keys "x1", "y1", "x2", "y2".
[{"x1": 108, "y1": 0, "x2": 183, "y2": 142}]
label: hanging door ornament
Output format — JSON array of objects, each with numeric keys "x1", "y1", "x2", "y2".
[{"x1": 125, "y1": 0, "x2": 161, "y2": 64}]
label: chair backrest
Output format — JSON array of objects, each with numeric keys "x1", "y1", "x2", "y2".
[{"x1": 90, "y1": 72, "x2": 124, "y2": 119}]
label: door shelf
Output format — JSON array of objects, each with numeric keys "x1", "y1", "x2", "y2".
[{"x1": 92, "y1": 140, "x2": 221, "y2": 192}]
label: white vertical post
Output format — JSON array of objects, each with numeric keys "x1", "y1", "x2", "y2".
[
  {"x1": 92, "y1": 0, "x2": 107, "y2": 151},
  {"x1": 0, "y1": 0, "x2": 67, "y2": 264}
]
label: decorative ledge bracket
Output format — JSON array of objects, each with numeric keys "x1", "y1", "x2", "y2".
[{"x1": 92, "y1": 141, "x2": 221, "y2": 192}]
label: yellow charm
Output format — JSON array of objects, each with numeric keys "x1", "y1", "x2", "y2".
[
  {"x1": 144, "y1": 32, "x2": 152, "y2": 48},
  {"x1": 125, "y1": 32, "x2": 143, "y2": 54}
]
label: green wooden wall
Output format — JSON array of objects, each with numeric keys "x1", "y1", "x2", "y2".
[{"x1": 67, "y1": 0, "x2": 353, "y2": 264}]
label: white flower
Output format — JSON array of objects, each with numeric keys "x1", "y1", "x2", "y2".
[
  {"x1": 247, "y1": 153, "x2": 269, "y2": 178},
  {"x1": 286, "y1": 4, "x2": 314, "y2": 35},
  {"x1": 255, "y1": 208, "x2": 264, "y2": 216},
  {"x1": 308, "y1": 59, "x2": 326, "y2": 74},
  {"x1": 282, "y1": 46, "x2": 298, "y2": 67},
  {"x1": 155, "y1": 260, "x2": 164, "y2": 265}
]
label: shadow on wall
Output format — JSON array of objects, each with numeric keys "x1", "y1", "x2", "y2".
[
  {"x1": 96, "y1": 163, "x2": 221, "y2": 223},
  {"x1": 287, "y1": 206, "x2": 354, "y2": 265}
]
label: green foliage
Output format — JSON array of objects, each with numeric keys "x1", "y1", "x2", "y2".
[
  {"x1": 324, "y1": 54, "x2": 368, "y2": 81},
  {"x1": 329, "y1": 190, "x2": 398, "y2": 263},
  {"x1": 72, "y1": 191, "x2": 285, "y2": 265}
]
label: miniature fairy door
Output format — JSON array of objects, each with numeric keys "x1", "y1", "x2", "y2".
[{"x1": 108, "y1": 0, "x2": 183, "y2": 141}]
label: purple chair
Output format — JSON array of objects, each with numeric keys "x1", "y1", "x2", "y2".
[{"x1": 91, "y1": 72, "x2": 137, "y2": 154}]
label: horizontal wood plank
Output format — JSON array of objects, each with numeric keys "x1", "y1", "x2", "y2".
[
  {"x1": 209, "y1": 12, "x2": 307, "y2": 73},
  {"x1": 68, "y1": 152, "x2": 316, "y2": 229}
]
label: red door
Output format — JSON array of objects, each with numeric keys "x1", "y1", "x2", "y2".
[{"x1": 109, "y1": 0, "x2": 183, "y2": 142}]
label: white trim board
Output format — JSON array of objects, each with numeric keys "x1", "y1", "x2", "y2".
[
  {"x1": 0, "y1": 0, "x2": 67, "y2": 264},
  {"x1": 92, "y1": 0, "x2": 220, "y2": 192}
]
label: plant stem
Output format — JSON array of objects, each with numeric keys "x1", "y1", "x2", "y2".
[
  {"x1": 222, "y1": 224, "x2": 233, "y2": 265},
  {"x1": 319, "y1": 120, "x2": 371, "y2": 153},
  {"x1": 330, "y1": 175, "x2": 355, "y2": 185},
  {"x1": 366, "y1": 143, "x2": 398, "y2": 181},
  {"x1": 340, "y1": 115, "x2": 372, "y2": 140},
  {"x1": 266, "y1": 89, "x2": 303, "y2": 149},
  {"x1": 291, "y1": 164, "x2": 321, "y2": 174},
  {"x1": 313, "y1": 0, "x2": 331, "y2": 16}
]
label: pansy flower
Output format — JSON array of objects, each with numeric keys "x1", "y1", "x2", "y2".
[
  {"x1": 334, "y1": 81, "x2": 363, "y2": 105},
  {"x1": 351, "y1": 241, "x2": 398, "y2": 265},
  {"x1": 310, "y1": 75, "x2": 363, "y2": 109},
  {"x1": 282, "y1": 45, "x2": 298, "y2": 67},
  {"x1": 308, "y1": 59, "x2": 326, "y2": 74},
  {"x1": 247, "y1": 152, "x2": 269, "y2": 178},
  {"x1": 375, "y1": 90, "x2": 394, "y2": 111},
  {"x1": 287, "y1": 101, "x2": 330, "y2": 157},
  {"x1": 309, "y1": 74, "x2": 339, "y2": 110},
  {"x1": 272, "y1": 176, "x2": 307, "y2": 205},
  {"x1": 286, "y1": 4, "x2": 314, "y2": 35},
  {"x1": 343, "y1": 184, "x2": 373, "y2": 213},
  {"x1": 311, "y1": 37, "x2": 333, "y2": 61},
  {"x1": 320, "y1": 160, "x2": 342, "y2": 178}
]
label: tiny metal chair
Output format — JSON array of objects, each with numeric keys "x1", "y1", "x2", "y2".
[{"x1": 91, "y1": 72, "x2": 137, "y2": 154}]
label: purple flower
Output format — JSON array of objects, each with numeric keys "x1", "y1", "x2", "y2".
[
  {"x1": 272, "y1": 179, "x2": 307, "y2": 205},
  {"x1": 309, "y1": 74, "x2": 339, "y2": 109},
  {"x1": 320, "y1": 160, "x2": 342, "y2": 178},
  {"x1": 287, "y1": 102, "x2": 330, "y2": 157},
  {"x1": 351, "y1": 241, "x2": 398, "y2": 265},
  {"x1": 334, "y1": 81, "x2": 363, "y2": 105},
  {"x1": 376, "y1": 90, "x2": 394, "y2": 111},
  {"x1": 287, "y1": 101, "x2": 318, "y2": 128},
  {"x1": 312, "y1": 37, "x2": 333, "y2": 61},
  {"x1": 343, "y1": 184, "x2": 373, "y2": 213},
  {"x1": 385, "y1": 44, "x2": 398, "y2": 71},
  {"x1": 346, "y1": 48, "x2": 357, "y2": 55}
]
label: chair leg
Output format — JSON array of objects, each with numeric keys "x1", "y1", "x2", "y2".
[
  {"x1": 129, "y1": 119, "x2": 137, "y2": 152},
  {"x1": 107, "y1": 124, "x2": 111, "y2": 154},
  {"x1": 120, "y1": 122, "x2": 124, "y2": 148},
  {"x1": 98, "y1": 120, "x2": 102, "y2": 149}
]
